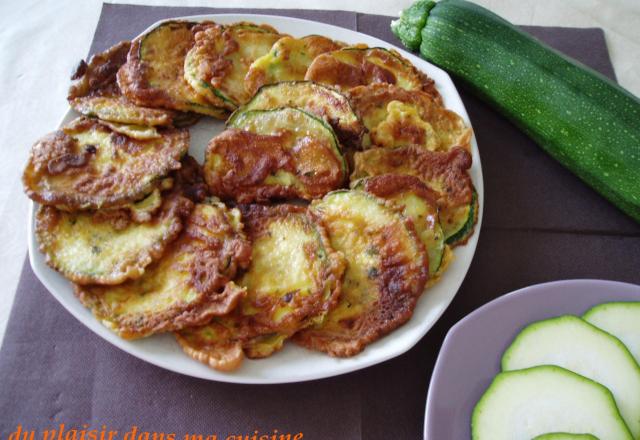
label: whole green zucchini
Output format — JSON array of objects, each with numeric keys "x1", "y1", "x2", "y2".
[{"x1": 392, "y1": 0, "x2": 640, "y2": 223}]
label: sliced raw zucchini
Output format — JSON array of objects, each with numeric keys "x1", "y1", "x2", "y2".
[
  {"x1": 117, "y1": 21, "x2": 228, "y2": 118},
  {"x1": 353, "y1": 174, "x2": 445, "y2": 276},
  {"x1": 472, "y1": 365, "x2": 633, "y2": 440},
  {"x1": 230, "y1": 81, "x2": 363, "y2": 148},
  {"x1": 583, "y1": 302, "x2": 640, "y2": 366},
  {"x1": 184, "y1": 22, "x2": 281, "y2": 108},
  {"x1": 244, "y1": 35, "x2": 343, "y2": 96},
  {"x1": 502, "y1": 315, "x2": 640, "y2": 439},
  {"x1": 532, "y1": 434, "x2": 599, "y2": 440},
  {"x1": 206, "y1": 107, "x2": 347, "y2": 202},
  {"x1": 296, "y1": 190, "x2": 429, "y2": 357}
]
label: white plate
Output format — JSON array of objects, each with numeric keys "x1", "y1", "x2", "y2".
[{"x1": 27, "y1": 14, "x2": 484, "y2": 384}]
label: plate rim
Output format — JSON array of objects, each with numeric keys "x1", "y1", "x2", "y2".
[
  {"x1": 27, "y1": 12, "x2": 484, "y2": 384},
  {"x1": 423, "y1": 278, "x2": 640, "y2": 439}
]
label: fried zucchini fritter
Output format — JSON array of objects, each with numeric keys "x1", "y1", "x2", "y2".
[
  {"x1": 295, "y1": 190, "x2": 429, "y2": 357},
  {"x1": 23, "y1": 117, "x2": 189, "y2": 210},
  {"x1": 352, "y1": 146, "x2": 478, "y2": 246},
  {"x1": 75, "y1": 201, "x2": 252, "y2": 339},
  {"x1": 233, "y1": 81, "x2": 364, "y2": 148},
  {"x1": 205, "y1": 108, "x2": 346, "y2": 203},
  {"x1": 176, "y1": 204, "x2": 345, "y2": 371},
  {"x1": 184, "y1": 22, "x2": 281, "y2": 109},
  {"x1": 305, "y1": 47, "x2": 441, "y2": 102},
  {"x1": 349, "y1": 84, "x2": 471, "y2": 151},
  {"x1": 244, "y1": 35, "x2": 344, "y2": 97},
  {"x1": 353, "y1": 174, "x2": 446, "y2": 277},
  {"x1": 36, "y1": 192, "x2": 192, "y2": 285},
  {"x1": 68, "y1": 41, "x2": 176, "y2": 126},
  {"x1": 117, "y1": 21, "x2": 229, "y2": 118}
]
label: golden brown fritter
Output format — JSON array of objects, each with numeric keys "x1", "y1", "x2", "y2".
[
  {"x1": 176, "y1": 204, "x2": 345, "y2": 371},
  {"x1": 68, "y1": 40, "x2": 177, "y2": 126},
  {"x1": 75, "y1": 201, "x2": 252, "y2": 339},
  {"x1": 235, "y1": 81, "x2": 364, "y2": 149},
  {"x1": 117, "y1": 21, "x2": 229, "y2": 118},
  {"x1": 349, "y1": 84, "x2": 471, "y2": 151},
  {"x1": 353, "y1": 174, "x2": 447, "y2": 278},
  {"x1": 36, "y1": 192, "x2": 192, "y2": 285},
  {"x1": 305, "y1": 47, "x2": 441, "y2": 103},
  {"x1": 352, "y1": 145, "x2": 473, "y2": 210},
  {"x1": 295, "y1": 190, "x2": 429, "y2": 357},
  {"x1": 22, "y1": 117, "x2": 189, "y2": 210},
  {"x1": 205, "y1": 108, "x2": 347, "y2": 203},
  {"x1": 244, "y1": 35, "x2": 344, "y2": 97},
  {"x1": 184, "y1": 22, "x2": 282, "y2": 108}
]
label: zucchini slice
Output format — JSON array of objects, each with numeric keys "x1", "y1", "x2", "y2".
[
  {"x1": 502, "y1": 315, "x2": 640, "y2": 439},
  {"x1": 22, "y1": 117, "x2": 189, "y2": 210},
  {"x1": 205, "y1": 107, "x2": 347, "y2": 203},
  {"x1": 176, "y1": 204, "x2": 344, "y2": 371},
  {"x1": 117, "y1": 21, "x2": 229, "y2": 118},
  {"x1": 352, "y1": 145, "x2": 477, "y2": 246},
  {"x1": 353, "y1": 174, "x2": 445, "y2": 276},
  {"x1": 305, "y1": 46, "x2": 441, "y2": 102},
  {"x1": 230, "y1": 80, "x2": 363, "y2": 148},
  {"x1": 244, "y1": 35, "x2": 344, "y2": 96},
  {"x1": 472, "y1": 365, "x2": 633, "y2": 440},
  {"x1": 349, "y1": 83, "x2": 471, "y2": 150},
  {"x1": 184, "y1": 22, "x2": 281, "y2": 108},
  {"x1": 68, "y1": 40, "x2": 176, "y2": 126},
  {"x1": 35, "y1": 192, "x2": 191, "y2": 285},
  {"x1": 296, "y1": 190, "x2": 428, "y2": 357},
  {"x1": 583, "y1": 302, "x2": 640, "y2": 366},
  {"x1": 532, "y1": 434, "x2": 599, "y2": 440},
  {"x1": 75, "y1": 201, "x2": 252, "y2": 339},
  {"x1": 394, "y1": 0, "x2": 640, "y2": 223}
]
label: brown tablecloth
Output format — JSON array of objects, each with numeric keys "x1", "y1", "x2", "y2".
[{"x1": 1, "y1": 4, "x2": 639, "y2": 440}]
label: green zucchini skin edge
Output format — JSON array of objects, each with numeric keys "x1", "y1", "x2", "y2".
[{"x1": 396, "y1": 0, "x2": 640, "y2": 223}]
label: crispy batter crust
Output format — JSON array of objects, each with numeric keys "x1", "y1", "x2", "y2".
[
  {"x1": 305, "y1": 47, "x2": 441, "y2": 103},
  {"x1": 117, "y1": 21, "x2": 228, "y2": 118},
  {"x1": 186, "y1": 22, "x2": 281, "y2": 107},
  {"x1": 75, "y1": 202, "x2": 252, "y2": 339},
  {"x1": 359, "y1": 173, "x2": 440, "y2": 205},
  {"x1": 22, "y1": 117, "x2": 189, "y2": 210},
  {"x1": 175, "y1": 204, "x2": 345, "y2": 370},
  {"x1": 68, "y1": 40, "x2": 176, "y2": 126},
  {"x1": 204, "y1": 128, "x2": 344, "y2": 203},
  {"x1": 352, "y1": 146, "x2": 473, "y2": 209},
  {"x1": 348, "y1": 83, "x2": 471, "y2": 150},
  {"x1": 244, "y1": 35, "x2": 344, "y2": 97},
  {"x1": 295, "y1": 190, "x2": 428, "y2": 357}
]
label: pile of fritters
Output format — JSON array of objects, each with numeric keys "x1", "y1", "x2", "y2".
[{"x1": 23, "y1": 19, "x2": 478, "y2": 372}]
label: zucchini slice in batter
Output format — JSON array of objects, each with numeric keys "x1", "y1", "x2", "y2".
[
  {"x1": 349, "y1": 83, "x2": 471, "y2": 150},
  {"x1": 352, "y1": 145, "x2": 477, "y2": 246},
  {"x1": 176, "y1": 204, "x2": 345, "y2": 371},
  {"x1": 184, "y1": 22, "x2": 281, "y2": 109},
  {"x1": 353, "y1": 174, "x2": 446, "y2": 277},
  {"x1": 68, "y1": 40, "x2": 176, "y2": 126},
  {"x1": 75, "y1": 200, "x2": 252, "y2": 339},
  {"x1": 231, "y1": 81, "x2": 364, "y2": 148},
  {"x1": 117, "y1": 21, "x2": 229, "y2": 118},
  {"x1": 36, "y1": 192, "x2": 192, "y2": 285},
  {"x1": 244, "y1": 35, "x2": 344, "y2": 97},
  {"x1": 295, "y1": 190, "x2": 429, "y2": 357},
  {"x1": 305, "y1": 46, "x2": 441, "y2": 102},
  {"x1": 205, "y1": 107, "x2": 347, "y2": 203},
  {"x1": 22, "y1": 117, "x2": 189, "y2": 210}
]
